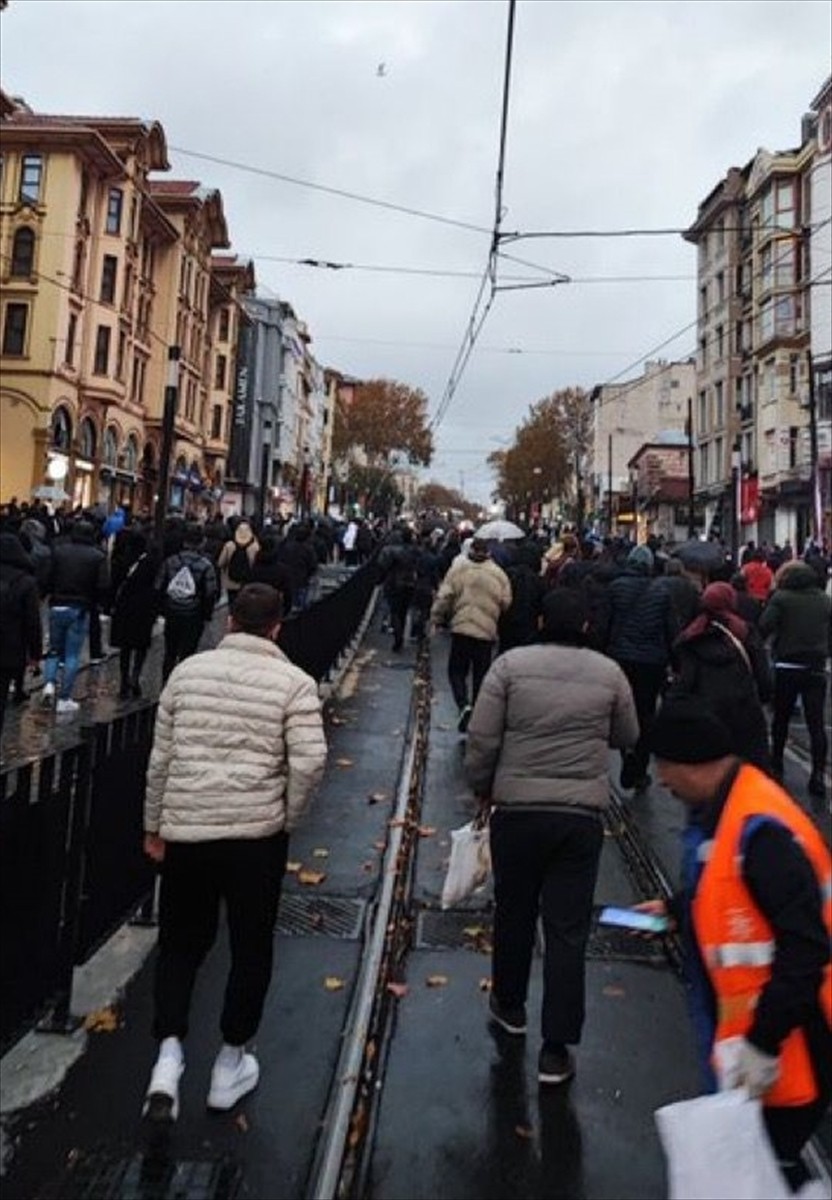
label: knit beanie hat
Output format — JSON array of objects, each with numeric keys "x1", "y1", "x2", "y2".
[
  {"x1": 628, "y1": 545, "x2": 654, "y2": 572},
  {"x1": 648, "y1": 696, "x2": 735, "y2": 764}
]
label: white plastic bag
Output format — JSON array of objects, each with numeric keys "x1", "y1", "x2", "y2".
[
  {"x1": 655, "y1": 1088, "x2": 829, "y2": 1200},
  {"x1": 440, "y1": 817, "x2": 491, "y2": 910}
]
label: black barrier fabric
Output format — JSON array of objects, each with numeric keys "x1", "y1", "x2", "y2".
[
  {"x1": 278, "y1": 561, "x2": 378, "y2": 681},
  {"x1": 0, "y1": 750, "x2": 81, "y2": 1050},
  {"x1": 75, "y1": 708, "x2": 157, "y2": 965}
]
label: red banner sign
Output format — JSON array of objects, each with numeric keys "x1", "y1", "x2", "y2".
[{"x1": 740, "y1": 475, "x2": 759, "y2": 525}]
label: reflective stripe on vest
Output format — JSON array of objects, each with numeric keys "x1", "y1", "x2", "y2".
[{"x1": 706, "y1": 941, "x2": 775, "y2": 969}]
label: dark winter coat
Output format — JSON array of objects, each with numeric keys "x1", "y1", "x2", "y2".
[
  {"x1": 19, "y1": 519, "x2": 52, "y2": 596},
  {"x1": 498, "y1": 562, "x2": 544, "y2": 651},
  {"x1": 278, "y1": 537, "x2": 319, "y2": 593},
  {"x1": 605, "y1": 565, "x2": 675, "y2": 667},
  {"x1": 47, "y1": 528, "x2": 109, "y2": 610},
  {"x1": 110, "y1": 551, "x2": 161, "y2": 650},
  {"x1": 0, "y1": 534, "x2": 42, "y2": 671},
  {"x1": 250, "y1": 551, "x2": 295, "y2": 616},
  {"x1": 758, "y1": 563, "x2": 831, "y2": 671},
  {"x1": 669, "y1": 622, "x2": 771, "y2": 769}
]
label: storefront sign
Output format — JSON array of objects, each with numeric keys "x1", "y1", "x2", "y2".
[
  {"x1": 740, "y1": 475, "x2": 759, "y2": 524},
  {"x1": 227, "y1": 321, "x2": 256, "y2": 483}
]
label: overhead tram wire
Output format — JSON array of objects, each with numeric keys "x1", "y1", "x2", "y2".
[{"x1": 430, "y1": 0, "x2": 519, "y2": 434}]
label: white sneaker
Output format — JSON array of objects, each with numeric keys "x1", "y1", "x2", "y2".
[
  {"x1": 143, "y1": 1038, "x2": 184, "y2": 1123},
  {"x1": 207, "y1": 1047, "x2": 259, "y2": 1111},
  {"x1": 41, "y1": 682, "x2": 56, "y2": 707},
  {"x1": 56, "y1": 698, "x2": 80, "y2": 715}
]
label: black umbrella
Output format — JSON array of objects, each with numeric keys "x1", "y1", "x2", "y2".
[{"x1": 671, "y1": 539, "x2": 725, "y2": 573}]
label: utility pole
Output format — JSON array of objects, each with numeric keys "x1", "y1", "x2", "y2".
[
  {"x1": 154, "y1": 345, "x2": 180, "y2": 542},
  {"x1": 686, "y1": 395, "x2": 696, "y2": 539},
  {"x1": 606, "y1": 432, "x2": 613, "y2": 535},
  {"x1": 807, "y1": 347, "x2": 821, "y2": 546},
  {"x1": 730, "y1": 440, "x2": 741, "y2": 566}
]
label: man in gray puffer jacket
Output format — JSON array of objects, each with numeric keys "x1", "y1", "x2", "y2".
[
  {"x1": 142, "y1": 584, "x2": 326, "y2": 1123},
  {"x1": 466, "y1": 590, "x2": 638, "y2": 1087}
]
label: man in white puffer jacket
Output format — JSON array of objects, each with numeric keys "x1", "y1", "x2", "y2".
[{"x1": 142, "y1": 583, "x2": 326, "y2": 1123}]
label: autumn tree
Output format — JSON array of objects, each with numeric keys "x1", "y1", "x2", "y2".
[
  {"x1": 415, "y1": 481, "x2": 480, "y2": 522},
  {"x1": 489, "y1": 387, "x2": 591, "y2": 522},
  {"x1": 333, "y1": 378, "x2": 434, "y2": 468}
]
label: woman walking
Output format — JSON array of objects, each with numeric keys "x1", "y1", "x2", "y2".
[{"x1": 110, "y1": 529, "x2": 160, "y2": 699}]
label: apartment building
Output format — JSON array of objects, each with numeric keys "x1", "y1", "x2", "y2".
[
  {"x1": 685, "y1": 79, "x2": 830, "y2": 551},
  {"x1": 0, "y1": 93, "x2": 172, "y2": 507},
  {"x1": 587, "y1": 358, "x2": 693, "y2": 534},
  {"x1": 808, "y1": 76, "x2": 832, "y2": 545}
]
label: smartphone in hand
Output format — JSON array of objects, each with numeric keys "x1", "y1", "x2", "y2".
[{"x1": 598, "y1": 906, "x2": 669, "y2": 934}]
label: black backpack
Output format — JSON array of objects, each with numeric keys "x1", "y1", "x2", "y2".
[
  {"x1": 228, "y1": 543, "x2": 253, "y2": 585},
  {"x1": 390, "y1": 548, "x2": 418, "y2": 591}
]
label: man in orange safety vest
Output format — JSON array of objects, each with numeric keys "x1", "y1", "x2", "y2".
[{"x1": 645, "y1": 694, "x2": 831, "y2": 1192}]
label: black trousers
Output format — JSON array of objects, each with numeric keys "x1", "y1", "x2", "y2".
[
  {"x1": 490, "y1": 809, "x2": 603, "y2": 1046},
  {"x1": 0, "y1": 668, "x2": 12, "y2": 735},
  {"x1": 448, "y1": 633, "x2": 494, "y2": 711},
  {"x1": 387, "y1": 587, "x2": 414, "y2": 651},
  {"x1": 162, "y1": 615, "x2": 204, "y2": 682},
  {"x1": 88, "y1": 602, "x2": 103, "y2": 659},
  {"x1": 771, "y1": 667, "x2": 828, "y2": 775},
  {"x1": 119, "y1": 647, "x2": 147, "y2": 686},
  {"x1": 153, "y1": 833, "x2": 289, "y2": 1046},
  {"x1": 618, "y1": 661, "x2": 666, "y2": 779}
]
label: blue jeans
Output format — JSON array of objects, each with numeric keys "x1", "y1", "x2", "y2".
[{"x1": 44, "y1": 606, "x2": 89, "y2": 700}]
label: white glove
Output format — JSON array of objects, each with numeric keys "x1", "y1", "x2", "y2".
[{"x1": 736, "y1": 1038, "x2": 780, "y2": 1099}]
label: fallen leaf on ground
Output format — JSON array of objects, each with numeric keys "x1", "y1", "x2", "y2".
[
  {"x1": 368, "y1": 791, "x2": 389, "y2": 804},
  {"x1": 335, "y1": 757, "x2": 354, "y2": 768},
  {"x1": 234, "y1": 1113, "x2": 249, "y2": 1133},
  {"x1": 83, "y1": 1007, "x2": 119, "y2": 1033},
  {"x1": 387, "y1": 982, "x2": 409, "y2": 999},
  {"x1": 425, "y1": 974, "x2": 449, "y2": 988},
  {"x1": 603, "y1": 985, "x2": 626, "y2": 998},
  {"x1": 418, "y1": 826, "x2": 437, "y2": 838},
  {"x1": 478, "y1": 978, "x2": 493, "y2": 992},
  {"x1": 298, "y1": 869, "x2": 327, "y2": 886},
  {"x1": 361, "y1": 861, "x2": 375, "y2": 872},
  {"x1": 324, "y1": 976, "x2": 345, "y2": 991},
  {"x1": 514, "y1": 1124, "x2": 534, "y2": 1140},
  {"x1": 286, "y1": 861, "x2": 303, "y2": 874},
  {"x1": 312, "y1": 848, "x2": 330, "y2": 858}
]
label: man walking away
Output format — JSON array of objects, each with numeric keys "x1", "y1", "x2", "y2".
[
  {"x1": 156, "y1": 523, "x2": 217, "y2": 682},
  {"x1": 759, "y1": 560, "x2": 831, "y2": 799},
  {"x1": 380, "y1": 528, "x2": 419, "y2": 652},
  {"x1": 0, "y1": 533, "x2": 42, "y2": 736},
  {"x1": 42, "y1": 521, "x2": 109, "y2": 715},
  {"x1": 142, "y1": 584, "x2": 327, "y2": 1122},
  {"x1": 646, "y1": 697, "x2": 831, "y2": 1192},
  {"x1": 431, "y1": 537, "x2": 511, "y2": 732},
  {"x1": 465, "y1": 591, "x2": 638, "y2": 1085}
]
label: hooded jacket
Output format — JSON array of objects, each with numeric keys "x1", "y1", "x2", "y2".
[
  {"x1": 46, "y1": 524, "x2": 109, "y2": 610},
  {"x1": 144, "y1": 632, "x2": 327, "y2": 840},
  {"x1": 605, "y1": 552, "x2": 675, "y2": 666},
  {"x1": 758, "y1": 563, "x2": 831, "y2": 670}
]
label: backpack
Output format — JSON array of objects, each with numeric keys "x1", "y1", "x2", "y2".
[
  {"x1": 166, "y1": 559, "x2": 199, "y2": 612},
  {"x1": 390, "y1": 548, "x2": 418, "y2": 591},
  {"x1": 227, "y1": 543, "x2": 252, "y2": 585}
]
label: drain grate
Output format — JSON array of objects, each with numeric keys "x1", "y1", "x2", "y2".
[
  {"x1": 41, "y1": 1152, "x2": 242, "y2": 1199},
  {"x1": 277, "y1": 893, "x2": 366, "y2": 940},
  {"x1": 416, "y1": 907, "x2": 668, "y2": 966}
]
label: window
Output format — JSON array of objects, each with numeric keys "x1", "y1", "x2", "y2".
[
  {"x1": 776, "y1": 180, "x2": 795, "y2": 229},
  {"x1": 124, "y1": 435, "x2": 139, "y2": 473},
  {"x1": 211, "y1": 404, "x2": 223, "y2": 439},
  {"x1": 93, "y1": 325, "x2": 111, "y2": 375},
  {"x1": 100, "y1": 255, "x2": 118, "y2": 304},
  {"x1": 103, "y1": 427, "x2": 119, "y2": 467},
  {"x1": 697, "y1": 390, "x2": 707, "y2": 434},
  {"x1": 714, "y1": 381, "x2": 724, "y2": 428},
  {"x1": 51, "y1": 406, "x2": 72, "y2": 451},
  {"x1": 116, "y1": 330, "x2": 126, "y2": 381},
  {"x1": 713, "y1": 436, "x2": 724, "y2": 481},
  {"x1": 105, "y1": 188, "x2": 123, "y2": 235},
  {"x1": 716, "y1": 272, "x2": 725, "y2": 302},
  {"x1": 764, "y1": 357, "x2": 776, "y2": 405},
  {"x1": 716, "y1": 325, "x2": 724, "y2": 360},
  {"x1": 699, "y1": 284, "x2": 707, "y2": 317},
  {"x1": 10, "y1": 227, "x2": 35, "y2": 276},
  {"x1": 760, "y1": 243, "x2": 773, "y2": 291},
  {"x1": 79, "y1": 418, "x2": 96, "y2": 460},
  {"x1": 788, "y1": 426, "x2": 799, "y2": 469},
  {"x1": 817, "y1": 366, "x2": 832, "y2": 422},
  {"x1": 699, "y1": 336, "x2": 708, "y2": 370},
  {"x1": 699, "y1": 442, "x2": 710, "y2": 485},
  {"x1": 775, "y1": 295, "x2": 795, "y2": 337},
  {"x1": 760, "y1": 299, "x2": 774, "y2": 343},
  {"x1": 2, "y1": 303, "x2": 29, "y2": 355},
  {"x1": 214, "y1": 353, "x2": 227, "y2": 390},
  {"x1": 219, "y1": 307, "x2": 230, "y2": 341},
  {"x1": 123, "y1": 262, "x2": 133, "y2": 313},
  {"x1": 789, "y1": 354, "x2": 799, "y2": 395},
  {"x1": 130, "y1": 356, "x2": 147, "y2": 405},
  {"x1": 775, "y1": 243, "x2": 795, "y2": 288},
  {"x1": 715, "y1": 219, "x2": 725, "y2": 251},
  {"x1": 65, "y1": 312, "x2": 78, "y2": 367},
  {"x1": 19, "y1": 155, "x2": 43, "y2": 204}
]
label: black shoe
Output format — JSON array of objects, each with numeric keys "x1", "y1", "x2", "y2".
[
  {"x1": 538, "y1": 1043, "x2": 575, "y2": 1086},
  {"x1": 808, "y1": 772, "x2": 827, "y2": 800},
  {"x1": 457, "y1": 705, "x2": 473, "y2": 734},
  {"x1": 488, "y1": 994, "x2": 527, "y2": 1035}
]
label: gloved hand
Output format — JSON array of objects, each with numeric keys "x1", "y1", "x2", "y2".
[{"x1": 736, "y1": 1038, "x2": 779, "y2": 1099}]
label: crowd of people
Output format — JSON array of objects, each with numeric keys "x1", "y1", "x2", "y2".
[
  {"x1": 0, "y1": 499, "x2": 393, "y2": 734},
  {"x1": 1, "y1": 496, "x2": 830, "y2": 1189}
]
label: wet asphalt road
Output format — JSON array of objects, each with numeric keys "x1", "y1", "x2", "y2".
[{"x1": 0, "y1": 602, "x2": 827, "y2": 1198}]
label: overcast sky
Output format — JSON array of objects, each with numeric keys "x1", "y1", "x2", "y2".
[{"x1": 3, "y1": 0, "x2": 830, "y2": 499}]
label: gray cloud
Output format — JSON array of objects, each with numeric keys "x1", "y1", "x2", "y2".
[{"x1": 3, "y1": 0, "x2": 829, "y2": 497}]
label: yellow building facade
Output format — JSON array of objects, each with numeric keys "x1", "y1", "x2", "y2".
[{"x1": 0, "y1": 91, "x2": 252, "y2": 515}]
